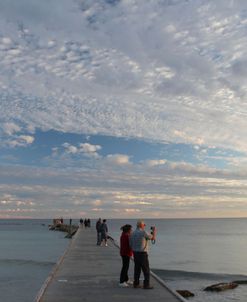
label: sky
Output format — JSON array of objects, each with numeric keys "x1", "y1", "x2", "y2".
[{"x1": 1, "y1": 0, "x2": 247, "y2": 219}]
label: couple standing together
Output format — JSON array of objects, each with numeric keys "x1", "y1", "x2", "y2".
[
  {"x1": 96, "y1": 218, "x2": 108, "y2": 246},
  {"x1": 119, "y1": 220, "x2": 156, "y2": 289}
]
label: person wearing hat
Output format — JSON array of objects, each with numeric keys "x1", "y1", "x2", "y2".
[{"x1": 129, "y1": 220, "x2": 156, "y2": 289}]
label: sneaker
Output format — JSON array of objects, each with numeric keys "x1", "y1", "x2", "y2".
[
  {"x1": 133, "y1": 284, "x2": 142, "y2": 288},
  {"x1": 127, "y1": 280, "x2": 133, "y2": 285},
  {"x1": 119, "y1": 282, "x2": 129, "y2": 288},
  {"x1": 143, "y1": 285, "x2": 154, "y2": 290},
  {"x1": 105, "y1": 243, "x2": 108, "y2": 246}
]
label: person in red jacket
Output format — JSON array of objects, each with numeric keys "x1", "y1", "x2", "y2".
[{"x1": 119, "y1": 224, "x2": 133, "y2": 287}]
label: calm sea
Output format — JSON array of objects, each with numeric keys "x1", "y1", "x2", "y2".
[
  {"x1": 1, "y1": 218, "x2": 247, "y2": 302},
  {"x1": 0, "y1": 219, "x2": 69, "y2": 302}
]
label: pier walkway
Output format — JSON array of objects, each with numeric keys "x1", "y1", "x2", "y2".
[{"x1": 37, "y1": 227, "x2": 184, "y2": 302}]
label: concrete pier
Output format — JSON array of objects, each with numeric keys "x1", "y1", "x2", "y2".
[{"x1": 37, "y1": 227, "x2": 185, "y2": 302}]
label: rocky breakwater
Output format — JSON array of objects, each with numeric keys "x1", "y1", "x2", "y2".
[
  {"x1": 49, "y1": 218, "x2": 79, "y2": 238},
  {"x1": 204, "y1": 282, "x2": 238, "y2": 292}
]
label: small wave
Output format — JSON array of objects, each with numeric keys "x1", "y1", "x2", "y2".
[
  {"x1": 0, "y1": 219, "x2": 49, "y2": 226},
  {"x1": 0, "y1": 258, "x2": 56, "y2": 267},
  {"x1": 0, "y1": 222, "x2": 24, "y2": 226},
  {"x1": 152, "y1": 268, "x2": 247, "y2": 281}
]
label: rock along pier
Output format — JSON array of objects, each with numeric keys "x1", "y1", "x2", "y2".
[{"x1": 36, "y1": 226, "x2": 186, "y2": 302}]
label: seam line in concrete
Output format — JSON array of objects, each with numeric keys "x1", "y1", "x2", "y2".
[{"x1": 35, "y1": 227, "x2": 81, "y2": 302}]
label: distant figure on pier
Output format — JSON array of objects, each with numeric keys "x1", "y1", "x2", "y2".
[
  {"x1": 119, "y1": 224, "x2": 133, "y2": 288},
  {"x1": 100, "y1": 219, "x2": 108, "y2": 246},
  {"x1": 84, "y1": 219, "x2": 88, "y2": 228},
  {"x1": 130, "y1": 220, "x2": 156, "y2": 289},
  {"x1": 96, "y1": 218, "x2": 102, "y2": 245},
  {"x1": 79, "y1": 218, "x2": 83, "y2": 226}
]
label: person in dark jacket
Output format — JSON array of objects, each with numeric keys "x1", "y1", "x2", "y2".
[
  {"x1": 119, "y1": 224, "x2": 133, "y2": 287},
  {"x1": 96, "y1": 218, "x2": 102, "y2": 245},
  {"x1": 100, "y1": 219, "x2": 108, "y2": 246}
]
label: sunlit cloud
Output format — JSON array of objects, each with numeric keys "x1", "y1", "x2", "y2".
[
  {"x1": 62, "y1": 143, "x2": 78, "y2": 154},
  {"x1": 92, "y1": 208, "x2": 104, "y2": 212},
  {"x1": 124, "y1": 209, "x2": 141, "y2": 213},
  {"x1": 79, "y1": 143, "x2": 101, "y2": 158},
  {"x1": 7, "y1": 135, "x2": 35, "y2": 148},
  {"x1": 145, "y1": 159, "x2": 167, "y2": 167},
  {"x1": 106, "y1": 154, "x2": 130, "y2": 165},
  {"x1": 91, "y1": 199, "x2": 103, "y2": 206},
  {"x1": 61, "y1": 142, "x2": 101, "y2": 158}
]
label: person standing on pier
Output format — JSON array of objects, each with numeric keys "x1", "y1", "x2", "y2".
[
  {"x1": 96, "y1": 218, "x2": 102, "y2": 245},
  {"x1": 119, "y1": 224, "x2": 133, "y2": 287},
  {"x1": 100, "y1": 219, "x2": 108, "y2": 246},
  {"x1": 84, "y1": 219, "x2": 87, "y2": 228},
  {"x1": 130, "y1": 220, "x2": 156, "y2": 289}
]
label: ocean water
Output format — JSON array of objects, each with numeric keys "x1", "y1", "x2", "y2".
[
  {"x1": 108, "y1": 218, "x2": 247, "y2": 302},
  {"x1": 1, "y1": 218, "x2": 247, "y2": 302},
  {"x1": 0, "y1": 219, "x2": 69, "y2": 302}
]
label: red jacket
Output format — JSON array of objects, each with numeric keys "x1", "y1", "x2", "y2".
[{"x1": 120, "y1": 232, "x2": 133, "y2": 257}]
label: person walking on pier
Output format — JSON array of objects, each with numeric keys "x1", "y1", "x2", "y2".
[
  {"x1": 119, "y1": 224, "x2": 133, "y2": 287},
  {"x1": 100, "y1": 219, "x2": 108, "y2": 246},
  {"x1": 130, "y1": 220, "x2": 156, "y2": 289},
  {"x1": 96, "y1": 218, "x2": 102, "y2": 245}
]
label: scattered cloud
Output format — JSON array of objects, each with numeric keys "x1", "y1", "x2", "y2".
[
  {"x1": 0, "y1": 192, "x2": 35, "y2": 210},
  {"x1": 145, "y1": 159, "x2": 167, "y2": 167},
  {"x1": 3, "y1": 122, "x2": 21, "y2": 135},
  {"x1": 124, "y1": 209, "x2": 141, "y2": 213},
  {"x1": 92, "y1": 208, "x2": 104, "y2": 212},
  {"x1": 79, "y1": 143, "x2": 101, "y2": 157},
  {"x1": 62, "y1": 143, "x2": 78, "y2": 154},
  {"x1": 91, "y1": 199, "x2": 103, "y2": 206},
  {"x1": 7, "y1": 135, "x2": 35, "y2": 148},
  {"x1": 106, "y1": 154, "x2": 130, "y2": 165},
  {"x1": 62, "y1": 142, "x2": 101, "y2": 158}
]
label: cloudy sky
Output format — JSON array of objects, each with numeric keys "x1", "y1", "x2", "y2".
[{"x1": 1, "y1": 0, "x2": 247, "y2": 219}]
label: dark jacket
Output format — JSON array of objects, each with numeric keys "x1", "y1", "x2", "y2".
[
  {"x1": 100, "y1": 222, "x2": 108, "y2": 235},
  {"x1": 96, "y1": 220, "x2": 102, "y2": 232}
]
